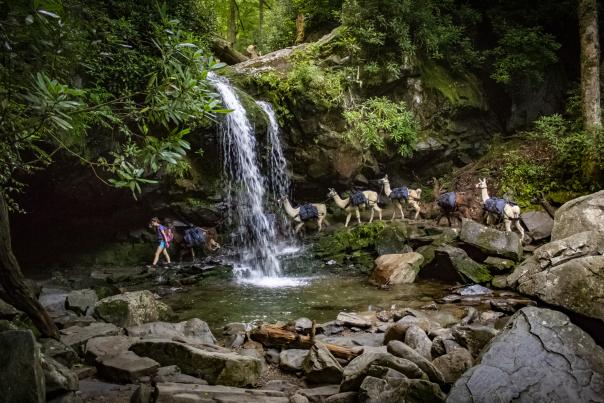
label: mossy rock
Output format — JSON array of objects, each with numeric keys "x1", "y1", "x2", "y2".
[
  {"x1": 314, "y1": 221, "x2": 387, "y2": 258},
  {"x1": 420, "y1": 60, "x2": 486, "y2": 110},
  {"x1": 375, "y1": 222, "x2": 410, "y2": 255}
]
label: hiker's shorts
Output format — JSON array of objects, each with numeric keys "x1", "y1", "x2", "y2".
[{"x1": 158, "y1": 241, "x2": 166, "y2": 249}]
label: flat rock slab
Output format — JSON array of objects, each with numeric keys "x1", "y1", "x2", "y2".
[
  {"x1": 155, "y1": 382, "x2": 289, "y2": 402},
  {"x1": 65, "y1": 289, "x2": 98, "y2": 316},
  {"x1": 85, "y1": 335, "x2": 136, "y2": 363},
  {"x1": 130, "y1": 339, "x2": 262, "y2": 387},
  {"x1": 318, "y1": 333, "x2": 384, "y2": 348},
  {"x1": 336, "y1": 312, "x2": 372, "y2": 328},
  {"x1": 96, "y1": 351, "x2": 159, "y2": 384},
  {"x1": 297, "y1": 385, "x2": 341, "y2": 403},
  {"x1": 59, "y1": 323, "x2": 120, "y2": 352},
  {"x1": 447, "y1": 307, "x2": 604, "y2": 402},
  {"x1": 95, "y1": 290, "x2": 170, "y2": 328},
  {"x1": 126, "y1": 318, "x2": 216, "y2": 345}
]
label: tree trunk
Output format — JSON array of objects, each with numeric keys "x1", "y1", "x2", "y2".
[
  {"x1": 257, "y1": 0, "x2": 264, "y2": 46},
  {"x1": 211, "y1": 36, "x2": 249, "y2": 65},
  {"x1": 228, "y1": 0, "x2": 238, "y2": 46},
  {"x1": 579, "y1": 0, "x2": 602, "y2": 181},
  {"x1": 0, "y1": 192, "x2": 58, "y2": 339},
  {"x1": 250, "y1": 324, "x2": 359, "y2": 360},
  {"x1": 295, "y1": 13, "x2": 305, "y2": 44}
]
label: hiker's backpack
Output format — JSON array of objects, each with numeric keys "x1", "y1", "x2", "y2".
[
  {"x1": 437, "y1": 192, "x2": 457, "y2": 212},
  {"x1": 184, "y1": 227, "x2": 206, "y2": 247},
  {"x1": 390, "y1": 186, "x2": 409, "y2": 201},
  {"x1": 163, "y1": 226, "x2": 174, "y2": 245},
  {"x1": 349, "y1": 191, "x2": 368, "y2": 207},
  {"x1": 298, "y1": 204, "x2": 319, "y2": 221}
]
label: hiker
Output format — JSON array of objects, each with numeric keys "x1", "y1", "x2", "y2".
[{"x1": 149, "y1": 217, "x2": 172, "y2": 266}]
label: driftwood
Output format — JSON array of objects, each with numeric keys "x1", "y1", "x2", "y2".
[
  {"x1": 250, "y1": 324, "x2": 359, "y2": 360},
  {"x1": 210, "y1": 37, "x2": 249, "y2": 65},
  {"x1": 539, "y1": 194, "x2": 557, "y2": 218}
]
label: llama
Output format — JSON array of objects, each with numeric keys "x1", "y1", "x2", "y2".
[
  {"x1": 327, "y1": 188, "x2": 382, "y2": 227},
  {"x1": 475, "y1": 178, "x2": 524, "y2": 241},
  {"x1": 278, "y1": 196, "x2": 329, "y2": 233},
  {"x1": 434, "y1": 189, "x2": 475, "y2": 227},
  {"x1": 378, "y1": 174, "x2": 422, "y2": 220}
]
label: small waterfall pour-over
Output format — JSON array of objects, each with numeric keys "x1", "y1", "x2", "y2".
[{"x1": 209, "y1": 73, "x2": 298, "y2": 286}]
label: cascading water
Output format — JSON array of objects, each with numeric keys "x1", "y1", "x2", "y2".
[
  {"x1": 209, "y1": 73, "x2": 299, "y2": 286},
  {"x1": 256, "y1": 101, "x2": 290, "y2": 201}
]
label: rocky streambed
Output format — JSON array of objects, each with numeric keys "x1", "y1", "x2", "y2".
[{"x1": 1, "y1": 190, "x2": 603, "y2": 402}]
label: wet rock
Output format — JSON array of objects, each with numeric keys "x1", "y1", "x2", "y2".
[
  {"x1": 290, "y1": 393, "x2": 310, "y2": 403},
  {"x1": 0, "y1": 330, "x2": 45, "y2": 403},
  {"x1": 95, "y1": 290, "x2": 172, "y2": 328},
  {"x1": 366, "y1": 364, "x2": 407, "y2": 382},
  {"x1": 484, "y1": 256, "x2": 516, "y2": 273},
  {"x1": 294, "y1": 317, "x2": 313, "y2": 334},
  {"x1": 130, "y1": 339, "x2": 262, "y2": 387},
  {"x1": 302, "y1": 342, "x2": 343, "y2": 384},
  {"x1": 375, "y1": 310, "x2": 392, "y2": 322},
  {"x1": 430, "y1": 335, "x2": 450, "y2": 358},
  {"x1": 340, "y1": 351, "x2": 426, "y2": 392},
  {"x1": 443, "y1": 339, "x2": 463, "y2": 354},
  {"x1": 279, "y1": 349, "x2": 308, "y2": 372},
  {"x1": 434, "y1": 245, "x2": 492, "y2": 284},
  {"x1": 40, "y1": 287, "x2": 70, "y2": 315},
  {"x1": 40, "y1": 338, "x2": 80, "y2": 368},
  {"x1": 432, "y1": 348, "x2": 473, "y2": 384},
  {"x1": 297, "y1": 385, "x2": 340, "y2": 402},
  {"x1": 460, "y1": 219, "x2": 523, "y2": 261},
  {"x1": 359, "y1": 376, "x2": 446, "y2": 403},
  {"x1": 265, "y1": 348, "x2": 280, "y2": 365},
  {"x1": 59, "y1": 322, "x2": 120, "y2": 352},
  {"x1": 452, "y1": 325, "x2": 498, "y2": 358},
  {"x1": 154, "y1": 382, "x2": 289, "y2": 402},
  {"x1": 460, "y1": 307, "x2": 478, "y2": 325},
  {"x1": 336, "y1": 312, "x2": 371, "y2": 328},
  {"x1": 551, "y1": 190, "x2": 604, "y2": 240},
  {"x1": 387, "y1": 341, "x2": 445, "y2": 385},
  {"x1": 41, "y1": 355, "x2": 79, "y2": 398},
  {"x1": 448, "y1": 307, "x2": 604, "y2": 402},
  {"x1": 96, "y1": 351, "x2": 159, "y2": 383},
  {"x1": 126, "y1": 318, "x2": 216, "y2": 345},
  {"x1": 65, "y1": 289, "x2": 98, "y2": 316},
  {"x1": 317, "y1": 321, "x2": 344, "y2": 336},
  {"x1": 479, "y1": 311, "x2": 505, "y2": 324},
  {"x1": 489, "y1": 298, "x2": 535, "y2": 314},
  {"x1": 521, "y1": 211, "x2": 554, "y2": 241},
  {"x1": 324, "y1": 391, "x2": 358, "y2": 403},
  {"x1": 490, "y1": 275, "x2": 508, "y2": 288},
  {"x1": 404, "y1": 325, "x2": 432, "y2": 361},
  {"x1": 370, "y1": 252, "x2": 424, "y2": 286},
  {"x1": 456, "y1": 284, "x2": 492, "y2": 296}
]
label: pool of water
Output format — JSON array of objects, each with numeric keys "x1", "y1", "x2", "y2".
[{"x1": 162, "y1": 274, "x2": 457, "y2": 334}]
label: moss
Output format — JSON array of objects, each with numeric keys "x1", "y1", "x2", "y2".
[
  {"x1": 95, "y1": 300, "x2": 130, "y2": 326},
  {"x1": 314, "y1": 221, "x2": 387, "y2": 257},
  {"x1": 70, "y1": 242, "x2": 151, "y2": 267},
  {"x1": 419, "y1": 59, "x2": 486, "y2": 110}
]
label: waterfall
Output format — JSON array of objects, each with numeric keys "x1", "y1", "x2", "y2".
[
  {"x1": 209, "y1": 73, "x2": 286, "y2": 284},
  {"x1": 256, "y1": 101, "x2": 290, "y2": 201}
]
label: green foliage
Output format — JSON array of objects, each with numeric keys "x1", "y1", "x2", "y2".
[
  {"x1": 343, "y1": 97, "x2": 419, "y2": 157},
  {"x1": 489, "y1": 26, "x2": 560, "y2": 84},
  {"x1": 0, "y1": 0, "x2": 226, "y2": 205},
  {"x1": 500, "y1": 151, "x2": 553, "y2": 208}
]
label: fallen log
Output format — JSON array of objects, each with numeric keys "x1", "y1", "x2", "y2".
[
  {"x1": 250, "y1": 324, "x2": 359, "y2": 360},
  {"x1": 210, "y1": 37, "x2": 249, "y2": 65}
]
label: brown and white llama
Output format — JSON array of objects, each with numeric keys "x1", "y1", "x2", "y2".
[
  {"x1": 378, "y1": 175, "x2": 422, "y2": 220},
  {"x1": 278, "y1": 196, "x2": 329, "y2": 233},
  {"x1": 327, "y1": 188, "x2": 382, "y2": 227},
  {"x1": 475, "y1": 178, "x2": 524, "y2": 241}
]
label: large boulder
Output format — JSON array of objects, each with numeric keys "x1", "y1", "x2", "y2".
[
  {"x1": 434, "y1": 245, "x2": 492, "y2": 284},
  {"x1": 459, "y1": 219, "x2": 523, "y2": 261},
  {"x1": 340, "y1": 352, "x2": 426, "y2": 392},
  {"x1": 551, "y1": 190, "x2": 604, "y2": 240},
  {"x1": 154, "y1": 382, "x2": 289, "y2": 402},
  {"x1": 0, "y1": 330, "x2": 45, "y2": 403},
  {"x1": 95, "y1": 291, "x2": 171, "y2": 327},
  {"x1": 359, "y1": 376, "x2": 446, "y2": 403},
  {"x1": 404, "y1": 325, "x2": 432, "y2": 361},
  {"x1": 96, "y1": 351, "x2": 160, "y2": 383},
  {"x1": 130, "y1": 339, "x2": 262, "y2": 387},
  {"x1": 302, "y1": 342, "x2": 343, "y2": 384},
  {"x1": 126, "y1": 318, "x2": 216, "y2": 345},
  {"x1": 336, "y1": 312, "x2": 372, "y2": 328},
  {"x1": 517, "y1": 255, "x2": 604, "y2": 322},
  {"x1": 520, "y1": 211, "x2": 554, "y2": 241},
  {"x1": 447, "y1": 307, "x2": 604, "y2": 402},
  {"x1": 533, "y1": 230, "x2": 604, "y2": 269},
  {"x1": 369, "y1": 253, "x2": 424, "y2": 286}
]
